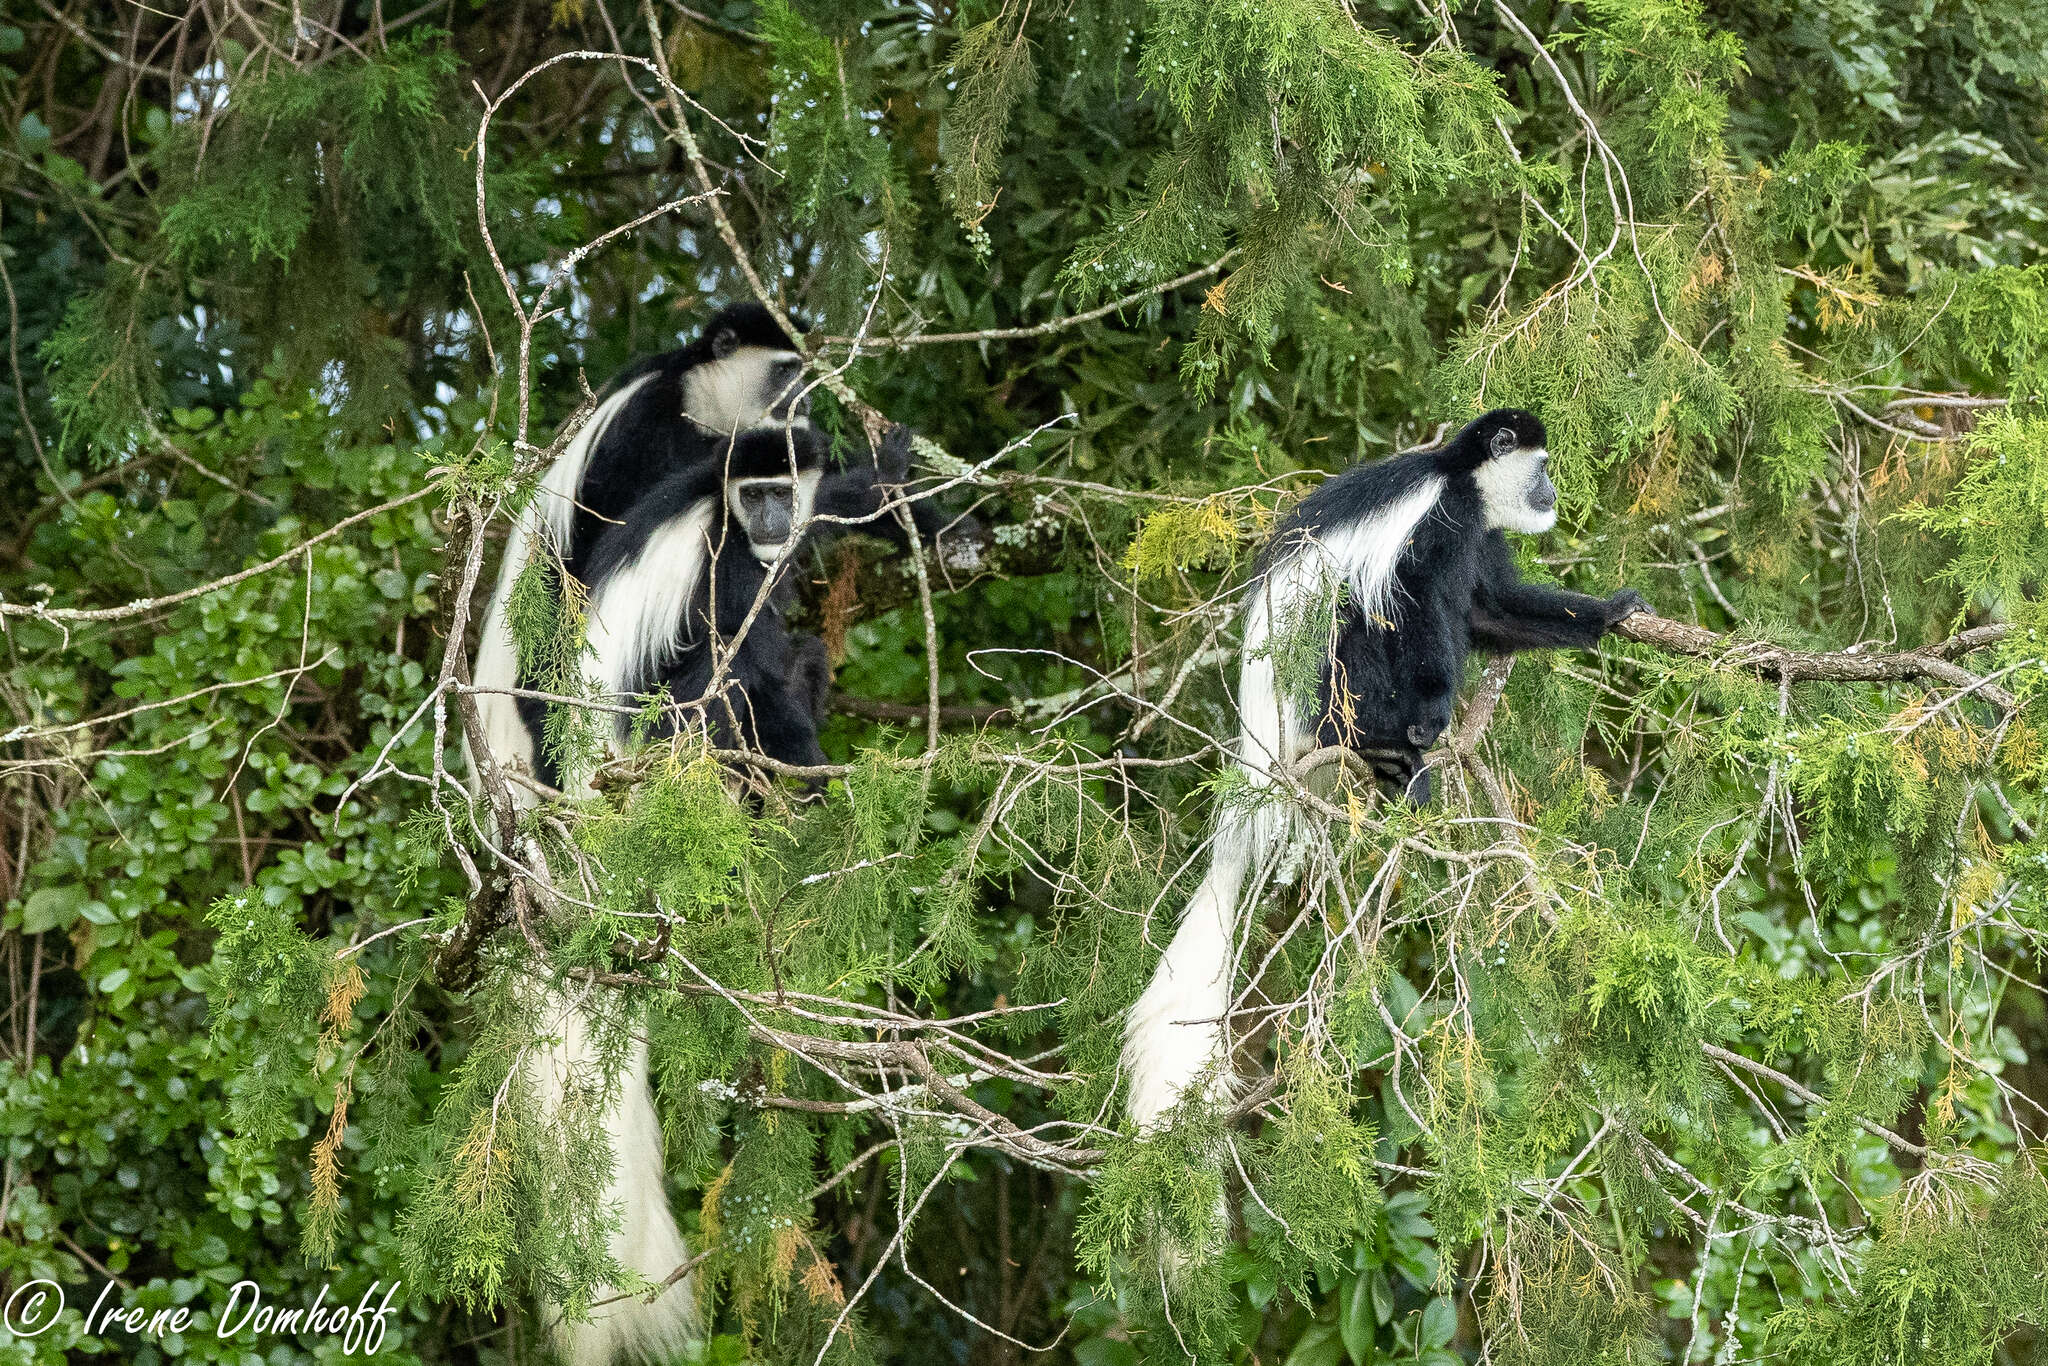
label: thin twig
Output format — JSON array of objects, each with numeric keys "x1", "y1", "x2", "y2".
[{"x1": 820, "y1": 251, "x2": 1241, "y2": 350}]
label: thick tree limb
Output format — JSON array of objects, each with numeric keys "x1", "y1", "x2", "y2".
[
  {"x1": 1612, "y1": 614, "x2": 2014, "y2": 708},
  {"x1": 0, "y1": 484, "x2": 441, "y2": 625}
]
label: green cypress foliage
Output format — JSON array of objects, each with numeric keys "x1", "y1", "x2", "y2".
[{"x1": 8, "y1": 3, "x2": 2048, "y2": 1364}]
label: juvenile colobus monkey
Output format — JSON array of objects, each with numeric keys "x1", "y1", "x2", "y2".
[
  {"x1": 1122, "y1": 409, "x2": 1648, "y2": 1132},
  {"x1": 462, "y1": 306, "x2": 807, "y2": 1366},
  {"x1": 577, "y1": 423, "x2": 950, "y2": 782},
  {"x1": 471, "y1": 303, "x2": 809, "y2": 793}
]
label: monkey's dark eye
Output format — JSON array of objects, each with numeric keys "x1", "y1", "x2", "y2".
[{"x1": 770, "y1": 360, "x2": 809, "y2": 413}]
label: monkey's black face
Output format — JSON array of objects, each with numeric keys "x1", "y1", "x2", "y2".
[
  {"x1": 735, "y1": 478, "x2": 794, "y2": 548},
  {"x1": 1526, "y1": 452, "x2": 1558, "y2": 514},
  {"x1": 730, "y1": 473, "x2": 819, "y2": 562},
  {"x1": 764, "y1": 355, "x2": 809, "y2": 423}
]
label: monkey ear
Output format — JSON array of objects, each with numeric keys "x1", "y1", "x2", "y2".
[
  {"x1": 1488, "y1": 427, "x2": 1517, "y2": 457},
  {"x1": 711, "y1": 327, "x2": 740, "y2": 360}
]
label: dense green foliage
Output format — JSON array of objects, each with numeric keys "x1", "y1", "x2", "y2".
[{"x1": 4, "y1": 2, "x2": 2047, "y2": 1365}]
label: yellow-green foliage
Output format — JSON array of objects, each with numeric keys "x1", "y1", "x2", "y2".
[
  {"x1": 1064, "y1": 0, "x2": 1510, "y2": 394},
  {"x1": 579, "y1": 757, "x2": 760, "y2": 922},
  {"x1": 1787, "y1": 716, "x2": 1940, "y2": 858},
  {"x1": 940, "y1": 12, "x2": 1038, "y2": 231},
  {"x1": 1247, "y1": 1053, "x2": 1381, "y2": 1299},
  {"x1": 505, "y1": 540, "x2": 600, "y2": 779},
  {"x1": 205, "y1": 889, "x2": 341, "y2": 1145},
  {"x1": 1078, "y1": 1115, "x2": 1240, "y2": 1357},
  {"x1": 1562, "y1": 912, "x2": 1720, "y2": 1111},
  {"x1": 1768, "y1": 1162, "x2": 2048, "y2": 1365},
  {"x1": 759, "y1": 1, "x2": 908, "y2": 324},
  {"x1": 400, "y1": 971, "x2": 640, "y2": 1319},
  {"x1": 704, "y1": 1114, "x2": 837, "y2": 1349},
  {"x1": 1122, "y1": 494, "x2": 1257, "y2": 582},
  {"x1": 1481, "y1": 1216, "x2": 1660, "y2": 1366}
]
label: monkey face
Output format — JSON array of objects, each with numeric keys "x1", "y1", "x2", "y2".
[
  {"x1": 729, "y1": 469, "x2": 822, "y2": 562},
  {"x1": 1476, "y1": 434, "x2": 1559, "y2": 535}
]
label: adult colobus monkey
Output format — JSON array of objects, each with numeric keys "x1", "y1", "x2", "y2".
[
  {"x1": 1122, "y1": 410, "x2": 1649, "y2": 1132},
  {"x1": 471, "y1": 303, "x2": 808, "y2": 794},
  {"x1": 462, "y1": 305, "x2": 805, "y2": 1366},
  {"x1": 477, "y1": 403, "x2": 948, "y2": 1365},
  {"x1": 522, "y1": 424, "x2": 947, "y2": 1366}
]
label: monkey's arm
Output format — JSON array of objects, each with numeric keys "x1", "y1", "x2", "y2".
[
  {"x1": 1384, "y1": 516, "x2": 1477, "y2": 750},
  {"x1": 1470, "y1": 531, "x2": 1646, "y2": 652},
  {"x1": 811, "y1": 426, "x2": 954, "y2": 543},
  {"x1": 1399, "y1": 579, "x2": 1465, "y2": 745}
]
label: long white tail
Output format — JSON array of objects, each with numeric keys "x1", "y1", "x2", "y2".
[
  {"x1": 464, "y1": 378, "x2": 696, "y2": 1364},
  {"x1": 1122, "y1": 807, "x2": 1268, "y2": 1130},
  {"x1": 1121, "y1": 569, "x2": 1301, "y2": 1132},
  {"x1": 527, "y1": 986, "x2": 699, "y2": 1366},
  {"x1": 470, "y1": 531, "x2": 541, "y2": 790},
  {"x1": 1121, "y1": 483, "x2": 1442, "y2": 1131}
]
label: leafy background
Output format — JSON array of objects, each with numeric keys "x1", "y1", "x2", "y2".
[{"x1": 2, "y1": 1, "x2": 2047, "y2": 1364}]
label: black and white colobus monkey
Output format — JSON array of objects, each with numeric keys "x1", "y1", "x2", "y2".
[
  {"x1": 472, "y1": 303, "x2": 809, "y2": 793},
  {"x1": 464, "y1": 305, "x2": 806, "y2": 1366},
  {"x1": 573, "y1": 422, "x2": 949, "y2": 784},
  {"x1": 1122, "y1": 409, "x2": 1649, "y2": 1131},
  {"x1": 510, "y1": 423, "x2": 950, "y2": 1366}
]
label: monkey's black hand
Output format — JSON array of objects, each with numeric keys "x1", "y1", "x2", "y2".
[
  {"x1": 1405, "y1": 688, "x2": 1453, "y2": 751},
  {"x1": 876, "y1": 424, "x2": 916, "y2": 484},
  {"x1": 1357, "y1": 745, "x2": 1436, "y2": 805},
  {"x1": 1604, "y1": 588, "x2": 1651, "y2": 626},
  {"x1": 1360, "y1": 746, "x2": 1417, "y2": 793}
]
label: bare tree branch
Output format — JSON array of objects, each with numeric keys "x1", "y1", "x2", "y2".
[
  {"x1": 1612, "y1": 613, "x2": 2014, "y2": 708},
  {"x1": 0, "y1": 484, "x2": 440, "y2": 625},
  {"x1": 817, "y1": 252, "x2": 1241, "y2": 351}
]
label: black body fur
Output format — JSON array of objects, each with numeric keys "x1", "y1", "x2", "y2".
[
  {"x1": 1265, "y1": 409, "x2": 1645, "y2": 799},
  {"x1": 562, "y1": 303, "x2": 804, "y2": 583},
  {"x1": 569, "y1": 424, "x2": 951, "y2": 781}
]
